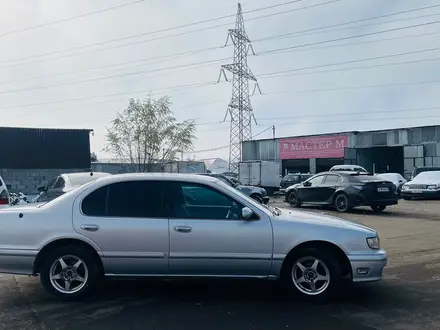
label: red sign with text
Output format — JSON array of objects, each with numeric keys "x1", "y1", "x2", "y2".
[{"x1": 279, "y1": 135, "x2": 348, "y2": 159}]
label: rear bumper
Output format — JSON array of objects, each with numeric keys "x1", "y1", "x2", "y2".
[
  {"x1": 354, "y1": 191, "x2": 398, "y2": 206},
  {"x1": 0, "y1": 249, "x2": 37, "y2": 275},
  {"x1": 348, "y1": 249, "x2": 387, "y2": 283}
]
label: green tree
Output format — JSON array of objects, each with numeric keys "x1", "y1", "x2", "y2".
[{"x1": 104, "y1": 96, "x2": 196, "y2": 172}]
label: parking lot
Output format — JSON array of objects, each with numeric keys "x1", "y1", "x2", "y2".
[{"x1": 1, "y1": 199, "x2": 440, "y2": 330}]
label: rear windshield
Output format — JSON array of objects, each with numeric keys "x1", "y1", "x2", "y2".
[
  {"x1": 284, "y1": 174, "x2": 299, "y2": 180},
  {"x1": 349, "y1": 175, "x2": 383, "y2": 183}
]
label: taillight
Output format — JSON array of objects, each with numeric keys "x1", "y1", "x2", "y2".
[{"x1": 0, "y1": 190, "x2": 9, "y2": 205}]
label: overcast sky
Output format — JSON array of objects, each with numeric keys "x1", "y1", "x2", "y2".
[{"x1": 1, "y1": 0, "x2": 440, "y2": 161}]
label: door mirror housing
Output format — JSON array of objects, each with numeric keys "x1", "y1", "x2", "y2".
[
  {"x1": 37, "y1": 186, "x2": 46, "y2": 192},
  {"x1": 303, "y1": 181, "x2": 312, "y2": 187},
  {"x1": 241, "y1": 207, "x2": 254, "y2": 220}
]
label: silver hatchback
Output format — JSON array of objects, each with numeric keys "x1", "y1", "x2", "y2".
[{"x1": 0, "y1": 173, "x2": 386, "y2": 302}]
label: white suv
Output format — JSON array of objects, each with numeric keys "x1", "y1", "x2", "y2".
[
  {"x1": 329, "y1": 164, "x2": 367, "y2": 173},
  {"x1": 0, "y1": 175, "x2": 10, "y2": 208}
]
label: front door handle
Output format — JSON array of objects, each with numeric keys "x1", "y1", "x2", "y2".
[
  {"x1": 173, "y1": 226, "x2": 192, "y2": 233},
  {"x1": 80, "y1": 224, "x2": 99, "y2": 232}
]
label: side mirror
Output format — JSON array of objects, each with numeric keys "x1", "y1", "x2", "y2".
[
  {"x1": 241, "y1": 207, "x2": 254, "y2": 220},
  {"x1": 37, "y1": 186, "x2": 46, "y2": 192},
  {"x1": 303, "y1": 181, "x2": 312, "y2": 187}
]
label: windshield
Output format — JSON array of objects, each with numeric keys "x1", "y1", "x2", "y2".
[
  {"x1": 38, "y1": 181, "x2": 95, "y2": 207},
  {"x1": 413, "y1": 171, "x2": 440, "y2": 181},
  {"x1": 67, "y1": 173, "x2": 108, "y2": 186}
]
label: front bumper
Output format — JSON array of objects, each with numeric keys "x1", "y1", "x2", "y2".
[
  {"x1": 348, "y1": 249, "x2": 387, "y2": 283},
  {"x1": 401, "y1": 188, "x2": 440, "y2": 198}
]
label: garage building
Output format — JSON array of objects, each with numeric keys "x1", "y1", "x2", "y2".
[{"x1": 242, "y1": 125, "x2": 440, "y2": 179}]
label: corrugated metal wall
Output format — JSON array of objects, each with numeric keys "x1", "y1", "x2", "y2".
[{"x1": 243, "y1": 126, "x2": 440, "y2": 162}]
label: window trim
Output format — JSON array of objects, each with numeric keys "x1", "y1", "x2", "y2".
[
  {"x1": 323, "y1": 174, "x2": 341, "y2": 185},
  {"x1": 168, "y1": 181, "x2": 260, "y2": 221},
  {"x1": 80, "y1": 180, "x2": 167, "y2": 219}
]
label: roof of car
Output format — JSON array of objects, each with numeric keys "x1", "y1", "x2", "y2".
[{"x1": 91, "y1": 172, "x2": 219, "y2": 184}]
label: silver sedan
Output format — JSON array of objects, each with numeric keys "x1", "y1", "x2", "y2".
[{"x1": 0, "y1": 173, "x2": 386, "y2": 302}]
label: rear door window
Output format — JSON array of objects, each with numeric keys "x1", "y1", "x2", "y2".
[{"x1": 323, "y1": 174, "x2": 340, "y2": 185}]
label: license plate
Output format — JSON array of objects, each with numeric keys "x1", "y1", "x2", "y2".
[
  {"x1": 377, "y1": 187, "x2": 389, "y2": 192},
  {"x1": 411, "y1": 189, "x2": 423, "y2": 193}
]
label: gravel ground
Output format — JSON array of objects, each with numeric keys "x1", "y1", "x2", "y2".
[{"x1": 1, "y1": 199, "x2": 440, "y2": 330}]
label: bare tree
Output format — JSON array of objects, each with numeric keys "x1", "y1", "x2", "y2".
[{"x1": 104, "y1": 96, "x2": 196, "y2": 172}]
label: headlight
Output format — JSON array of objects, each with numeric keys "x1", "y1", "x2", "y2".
[
  {"x1": 366, "y1": 236, "x2": 380, "y2": 249},
  {"x1": 402, "y1": 185, "x2": 409, "y2": 190},
  {"x1": 427, "y1": 185, "x2": 437, "y2": 190}
]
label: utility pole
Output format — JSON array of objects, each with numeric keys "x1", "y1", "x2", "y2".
[{"x1": 218, "y1": 3, "x2": 260, "y2": 173}]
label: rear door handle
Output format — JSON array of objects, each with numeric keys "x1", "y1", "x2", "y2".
[
  {"x1": 173, "y1": 226, "x2": 192, "y2": 233},
  {"x1": 80, "y1": 224, "x2": 99, "y2": 232}
]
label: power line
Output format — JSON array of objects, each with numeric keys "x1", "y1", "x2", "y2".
[
  {"x1": 254, "y1": 3, "x2": 440, "y2": 43},
  {"x1": 0, "y1": 27, "x2": 437, "y2": 88},
  {"x1": 2, "y1": 29, "x2": 439, "y2": 95},
  {"x1": 0, "y1": 58, "x2": 229, "y2": 95},
  {"x1": 258, "y1": 46, "x2": 440, "y2": 77},
  {"x1": 260, "y1": 56, "x2": 440, "y2": 79},
  {"x1": 259, "y1": 19, "x2": 440, "y2": 56},
  {"x1": 0, "y1": 0, "x2": 302, "y2": 66},
  {"x1": 0, "y1": 0, "x2": 150, "y2": 38},
  {"x1": 0, "y1": 0, "x2": 340, "y2": 68}
]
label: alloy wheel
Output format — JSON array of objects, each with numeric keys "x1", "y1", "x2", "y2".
[
  {"x1": 292, "y1": 256, "x2": 330, "y2": 296},
  {"x1": 335, "y1": 194, "x2": 348, "y2": 212},
  {"x1": 49, "y1": 255, "x2": 89, "y2": 294}
]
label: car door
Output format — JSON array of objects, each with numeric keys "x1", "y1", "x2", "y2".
[
  {"x1": 72, "y1": 180, "x2": 169, "y2": 275},
  {"x1": 319, "y1": 174, "x2": 341, "y2": 203},
  {"x1": 45, "y1": 176, "x2": 65, "y2": 201},
  {"x1": 297, "y1": 174, "x2": 326, "y2": 203},
  {"x1": 167, "y1": 181, "x2": 273, "y2": 276}
]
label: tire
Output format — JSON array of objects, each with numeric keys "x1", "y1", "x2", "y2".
[
  {"x1": 334, "y1": 193, "x2": 349, "y2": 212},
  {"x1": 403, "y1": 196, "x2": 412, "y2": 201},
  {"x1": 287, "y1": 191, "x2": 301, "y2": 208},
  {"x1": 281, "y1": 247, "x2": 342, "y2": 302},
  {"x1": 251, "y1": 194, "x2": 263, "y2": 204},
  {"x1": 371, "y1": 205, "x2": 386, "y2": 213},
  {"x1": 39, "y1": 245, "x2": 101, "y2": 301}
]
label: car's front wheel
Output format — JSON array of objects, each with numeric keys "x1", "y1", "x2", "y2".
[
  {"x1": 371, "y1": 205, "x2": 386, "y2": 213},
  {"x1": 40, "y1": 245, "x2": 100, "y2": 301},
  {"x1": 282, "y1": 248, "x2": 342, "y2": 302},
  {"x1": 287, "y1": 191, "x2": 301, "y2": 207}
]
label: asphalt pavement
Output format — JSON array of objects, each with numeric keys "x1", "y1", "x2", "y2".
[{"x1": 1, "y1": 199, "x2": 440, "y2": 330}]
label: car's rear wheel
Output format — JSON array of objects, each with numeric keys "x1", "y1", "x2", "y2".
[
  {"x1": 287, "y1": 191, "x2": 301, "y2": 207},
  {"x1": 40, "y1": 245, "x2": 100, "y2": 301},
  {"x1": 251, "y1": 194, "x2": 263, "y2": 204},
  {"x1": 371, "y1": 205, "x2": 386, "y2": 213},
  {"x1": 282, "y1": 248, "x2": 342, "y2": 302},
  {"x1": 334, "y1": 193, "x2": 350, "y2": 212}
]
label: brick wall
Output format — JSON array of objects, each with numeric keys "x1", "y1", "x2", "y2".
[{"x1": 0, "y1": 168, "x2": 88, "y2": 195}]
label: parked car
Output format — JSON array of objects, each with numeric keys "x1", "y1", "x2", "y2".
[
  {"x1": 285, "y1": 172, "x2": 398, "y2": 213},
  {"x1": 410, "y1": 166, "x2": 440, "y2": 180},
  {"x1": 329, "y1": 164, "x2": 367, "y2": 173},
  {"x1": 401, "y1": 171, "x2": 440, "y2": 200},
  {"x1": 35, "y1": 172, "x2": 111, "y2": 203},
  {"x1": 0, "y1": 175, "x2": 10, "y2": 208},
  {"x1": 199, "y1": 173, "x2": 269, "y2": 204},
  {"x1": 279, "y1": 173, "x2": 313, "y2": 193},
  {"x1": 0, "y1": 173, "x2": 386, "y2": 302},
  {"x1": 376, "y1": 173, "x2": 407, "y2": 197}
]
